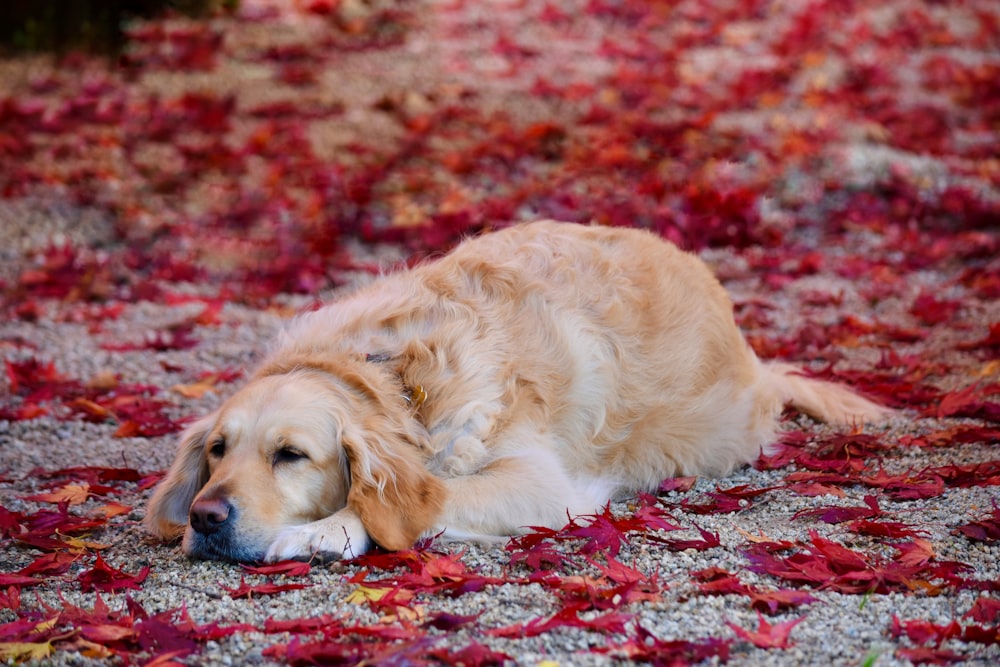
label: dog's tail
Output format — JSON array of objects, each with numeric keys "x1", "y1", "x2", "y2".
[{"x1": 764, "y1": 361, "x2": 894, "y2": 425}]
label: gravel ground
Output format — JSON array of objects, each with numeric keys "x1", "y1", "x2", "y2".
[
  {"x1": 2, "y1": 0, "x2": 999, "y2": 665},
  {"x1": 2, "y1": 211, "x2": 998, "y2": 665}
]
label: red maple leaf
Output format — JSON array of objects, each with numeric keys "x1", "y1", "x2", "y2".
[
  {"x1": 240, "y1": 560, "x2": 312, "y2": 577},
  {"x1": 0, "y1": 586, "x2": 21, "y2": 610},
  {"x1": 670, "y1": 491, "x2": 745, "y2": 515},
  {"x1": 793, "y1": 433, "x2": 888, "y2": 474},
  {"x1": 693, "y1": 567, "x2": 751, "y2": 596},
  {"x1": 895, "y1": 646, "x2": 964, "y2": 665},
  {"x1": 423, "y1": 641, "x2": 513, "y2": 667},
  {"x1": 545, "y1": 555, "x2": 663, "y2": 612},
  {"x1": 748, "y1": 589, "x2": 819, "y2": 615},
  {"x1": 13, "y1": 505, "x2": 108, "y2": 550},
  {"x1": 508, "y1": 500, "x2": 680, "y2": 566},
  {"x1": 0, "y1": 506, "x2": 24, "y2": 538},
  {"x1": 262, "y1": 637, "x2": 368, "y2": 665},
  {"x1": 957, "y1": 322, "x2": 1000, "y2": 355},
  {"x1": 930, "y1": 461, "x2": 1000, "y2": 488},
  {"x1": 965, "y1": 596, "x2": 1000, "y2": 624},
  {"x1": 77, "y1": 554, "x2": 150, "y2": 592},
  {"x1": 890, "y1": 615, "x2": 962, "y2": 647},
  {"x1": 847, "y1": 519, "x2": 928, "y2": 539},
  {"x1": 0, "y1": 573, "x2": 42, "y2": 588},
  {"x1": 793, "y1": 494, "x2": 882, "y2": 524},
  {"x1": 422, "y1": 611, "x2": 480, "y2": 631},
  {"x1": 352, "y1": 550, "x2": 507, "y2": 602},
  {"x1": 265, "y1": 632, "x2": 454, "y2": 667},
  {"x1": 662, "y1": 525, "x2": 721, "y2": 552},
  {"x1": 16, "y1": 551, "x2": 82, "y2": 578},
  {"x1": 34, "y1": 465, "x2": 144, "y2": 486},
  {"x1": 558, "y1": 505, "x2": 647, "y2": 556},
  {"x1": 935, "y1": 384, "x2": 1000, "y2": 422},
  {"x1": 954, "y1": 504, "x2": 1000, "y2": 543},
  {"x1": 785, "y1": 482, "x2": 847, "y2": 497},
  {"x1": 692, "y1": 567, "x2": 817, "y2": 613},
  {"x1": 598, "y1": 625, "x2": 731, "y2": 665},
  {"x1": 221, "y1": 576, "x2": 311, "y2": 599},
  {"x1": 506, "y1": 529, "x2": 573, "y2": 572},
  {"x1": 140, "y1": 604, "x2": 253, "y2": 650},
  {"x1": 910, "y1": 290, "x2": 960, "y2": 325},
  {"x1": 727, "y1": 612, "x2": 806, "y2": 649},
  {"x1": 263, "y1": 614, "x2": 344, "y2": 635},
  {"x1": 861, "y1": 467, "x2": 946, "y2": 501},
  {"x1": 657, "y1": 476, "x2": 698, "y2": 494},
  {"x1": 749, "y1": 532, "x2": 974, "y2": 595},
  {"x1": 489, "y1": 606, "x2": 631, "y2": 638}
]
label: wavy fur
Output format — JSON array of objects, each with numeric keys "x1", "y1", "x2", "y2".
[{"x1": 145, "y1": 220, "x2": 890, "y2": 561}]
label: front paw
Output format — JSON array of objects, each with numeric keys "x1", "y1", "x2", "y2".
[{"x1": 264, "y1": 512, "x2": 372, "y2": 562}]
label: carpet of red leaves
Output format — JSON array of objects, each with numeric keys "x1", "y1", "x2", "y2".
[{"x1": 1, "y1": 0, "x2": 998, "y2": 664}]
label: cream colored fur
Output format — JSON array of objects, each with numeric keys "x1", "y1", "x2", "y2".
[{"x1": 145, "y1": 220, "x2": 890, "y2": 562}]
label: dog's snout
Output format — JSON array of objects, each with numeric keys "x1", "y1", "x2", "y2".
[{"x1": 189, "y1": 497, "x2": 233, "y2": 535}]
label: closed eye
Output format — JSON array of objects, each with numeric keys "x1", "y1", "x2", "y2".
[
  {"x1": 273, "y1": 446, "x2": 309, "y2": 466},
  {"x1": 208, "y1": 437, "x2": 226, "y2": 458}
]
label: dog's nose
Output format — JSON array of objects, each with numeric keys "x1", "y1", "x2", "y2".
[{"x1": 189, "y1": 497, "x2": 233, "y2": 535}]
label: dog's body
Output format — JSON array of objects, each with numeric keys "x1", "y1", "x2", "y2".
[{"x1": 146, "y1": 221, "x2": 889, "y2": 562}]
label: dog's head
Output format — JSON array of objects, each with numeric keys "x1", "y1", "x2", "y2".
[{"x1": 144, "y1": 360, "x2": 445, "y2": 562}]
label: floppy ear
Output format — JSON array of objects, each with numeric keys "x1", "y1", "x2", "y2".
[
  {"x1": 343, "y1": 428, "x2": 446, "y2": 552},
  {"x1": 144, "y1": 415, "x2": 214, "y2": 540}
]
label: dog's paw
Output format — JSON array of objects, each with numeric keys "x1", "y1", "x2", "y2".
[{"x1": 264, "y1": 511, "x2": 372, "y2": 562}]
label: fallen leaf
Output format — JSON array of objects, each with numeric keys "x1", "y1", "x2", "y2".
[
  {"x1": 77, "y1": 554, "x2": 150, "y2": 592},
  {"x1": 727, "y1": 612, "x2": 806, "y2": 649},
  {"x1": 954, "y1": 504, "x2": 1000, "y2": 543},
  {"x1": 25, "y1": 483, "x2": 91, "y2": 506},
  {"x1": 221, "y1": 577, "x2": 310, "y2": 599},
  {"x1": 0, "y1": 641, "x2": 54, "y2": 662},
  {"x1": 240, "y1": 560, "x2": 312, "y2": 577},
  {"x1": 346, "y1": 585, "x2": 392, "y2": 605}
]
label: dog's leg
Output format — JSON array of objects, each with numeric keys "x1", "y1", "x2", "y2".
[
  {"x1": 435, "y1": 448, "x2": 609, "y2": 540},
  {"x1": 264, "y1": 507, "x2": 372, "y2": 562}
]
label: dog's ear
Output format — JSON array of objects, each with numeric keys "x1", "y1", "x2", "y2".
[
  {"x1": 144, "y1": 414, "x2": 215, "y2": 540},
  {"x1": 342, "y1": 426, "x2": 446, "y2": 552}
]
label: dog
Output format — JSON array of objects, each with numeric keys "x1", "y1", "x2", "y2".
[{"x1": 145, "y1": 220, "x2": 890, "y2": 562}]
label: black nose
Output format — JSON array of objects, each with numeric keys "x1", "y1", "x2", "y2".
[{"x1": 189, "y1": 497, "x2": 233, "y2": 535}]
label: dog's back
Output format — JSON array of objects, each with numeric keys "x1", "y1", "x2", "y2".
[{"x1": 431, "y1": 222, "x2": 888, "y2": 488}]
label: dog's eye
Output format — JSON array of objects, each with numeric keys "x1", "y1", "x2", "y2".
[
  {"x1": 273, "y1": 446, "x2": 308, "y2": 466},
  {"x1": 208, "y1": 438, "x2": 226, "y2": 458}
]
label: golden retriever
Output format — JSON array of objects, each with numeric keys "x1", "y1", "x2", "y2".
[{"x1": 145, "y1": 220, "x2": 889, "y2": 562}]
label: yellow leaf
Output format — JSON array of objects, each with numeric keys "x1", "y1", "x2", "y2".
[
  {"x1": 32, "y1": 617, "x2": 59, "y2": 634},
  {"x1": 58, "y1": 532, "x2": 110, "y2": 551},
  {"x1": 87, "y1": 370, "x2": 119, "y2": 390},
  {"x1": 758, "y1": 91, "x2": 783, "y2": 108},
  {"x1": 75, "y1": 638, "x2": 116, "y2": 659},
  {"x1": 33, "y1": 483, "x2": 91, "y2": 505},
  {"x1": 732, "y1": 525, "x2": 775, "y2": 544},
  {"x1": 171, "y1": 376, "x2": 220, "y2": 399},
  {"x1": 0, "y1": 641, "x2": 54, "y2": 661},
  {"x1": 978, "y1": 359, "x2": 1000, "y2": 377},
  {"x1": 380, "y1": 604, "x2": 425, "y2": 624},
  {"x1": 95, "y1": 502, "x2": 133, "y2": 519},
  {"x1": 345, "y1": 585, "x2": 390, "y2": 605},
  {"x1": 802, "y1": 50, "x2": 827, "y2": 68},
  {"x1": 69, "y1": 398, "x2": 113, "y2": 420}
]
